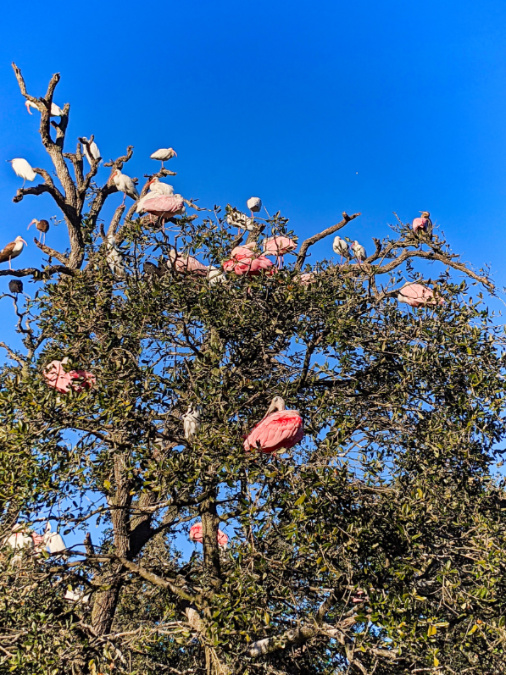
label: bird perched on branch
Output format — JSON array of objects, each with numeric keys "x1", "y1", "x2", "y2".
[
  {"x1": 262, "y1": 236, "x2": 297, "y2": 268},
  {"x1": 7, "y1": 158, "x2": 36, "y2": 187},
  {"x1": 28, "y1": 218, "x2": 49, "y2": 244},
  {"x1": 246, "y1": 196, "x2": 262, "y2": 219},
  {"x1": 8, "y1": 279, "x2": 23, "y2": 295},
  {"x1": 109, "y1": 169, "x2": 139, "y2": 204},
  {"x1": 183, "y1": 405, "x2": 201, "y2": 441},
  {"x1": 147, "y1": 176, "x2": 174, "y2": 196},
  {"x1": 43, "y1": 522, "x2": 66, "y2": 555},
  {"x1": 412, "y1": 211, "x2": 433, "y2": 238},
  {"x1": 0, "y1": 236, "x2": 27, "y2": 269},
  {"x1": 243, "y1": 396, "x2": 304, "y2": 454},
  {"x1": 351, "y1": 240, "x2": 367, "y2": 263},
  {"x1": 226, "y1": 207, "x2": 255, "y2": 232},
  {"x1": 333, "y1": 235, "x2": 349, "y2": 263},
  {"x1": 150, "y1": 147, "x2": 177, "y2": 168},
  {"x1": 397, "y1": 283, "x2": 443, "y2": 308},
  {"x1": 25, "y1": 99, "x2": 63, "y2": 117},
  {"x1": 207, "y1": 266, "x2": 226, "y2": 284},
  {"x1": 167, "y1": 249, "x2": 208, "y2": 276},
  {"x1": 189, "y1": 522, "x2": 228, "y2": 549},
  {"x1": 79, "y1": 137, "x2": 101, "y2": 165}
]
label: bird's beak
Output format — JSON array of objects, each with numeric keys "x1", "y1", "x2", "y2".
[
  {"x1": 27, "y1": 219, "x2": 36, "y2": 230},
  {"x1": 20, "y1": 238, "x2": 27, "y2": 246},
  {"x1": 25, "y1": 101, "x2": 32, "y2": 115}
]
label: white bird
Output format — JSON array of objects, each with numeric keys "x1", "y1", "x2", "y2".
[
  {"x1": 246, "y1": 197, "x2": 262, "y2": 216},
  {"x1": 79, "y1": 137, "x2": 101, "y2": 165},
  {"x1": 226, "y1": 207, "x2": 254, "y2": 232},
  {"x1": 150, "y1": 148, "x2": 177, "y2": 168},
  {"x1": 109, "y1": 169, "x2": 139, "y2": 204},
  {"x1": 332, "y1": 235, "x2": 349, "y2": 262},
  {"x1": 6, "y1": 524, "x2": 34, "y2": 565},
  {"x1": 351, "y1": 240, "x2": 367, "y2": 262},
  {"x1": 183, "y1": 405, "x2": 201, "y2": 441},
  {"x1": 43, "y1": 522, "x2": 66, "y2": 555},
  {"x1": 207, "y1": 266, "x2": 226, "y2": 284},
  {"x1": 65, "y1": 588, "x2": 90, "y2": 604},
  {"x1": 0, "y1": 236, "x2": 27, "y2": 269},
  {"x1": 148, "y1": 177, "x2": 174, "y2": 196},
  {"x1": 105, "y1": 233, "x2": 126, "y2": 278},
  {"x1": 8, "y1": 158, "x2": 37, "y2": 186},
  {"x1": 25, "y1": 100, "x2": 63, "y2": 117}
]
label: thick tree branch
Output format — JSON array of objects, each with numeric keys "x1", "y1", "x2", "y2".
[{"x1": 295, "y1": 212, "x2": 361, "y2": 270}]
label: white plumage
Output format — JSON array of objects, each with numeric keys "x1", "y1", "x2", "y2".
[
  {"x1": 332, "y1": 235, "x2": 349, "y2": 258},
  {"x1": 110, "y1": 169, "x2": 139, "y2": 202},
  {"x1": 79, "y1": 137, "x2": 101, "y2": 165},
  {"x1": 43, "y1": 522, "x2": 66, "y2": 554},
  {"x1": 246, "y1": 197, "x2": 262, "y2": 213},
  {"x1": 351, "y1": 240, "x2": 367, "y2": 262},
  {"x1": 226, "y1": 207, "x2": 254, "y2": 231},
  {"x1": 65, "y1": 588, "x2": 90, "y2": 604},
  {"x1": 207, "y1": 266, "x2": 226, "y2": 284},
  {"x1": 150, "y1": 148, "x2": 177, "y2": 167},
  {"x1": 183, "y1": 406, "x2": 201, "y2": 441},
  {"x1": 148, "y1": 177, "x2": 174, "y2": 196},
  {"x1": 106, "y1": 233, "x2": 126, "y2": 278},
  {"x1": 6, "y1": 525, "x2": 33, "y2": 564},
  {"x1": 25, "y1": 100, "x2": 63, "y2": 117},
  {"x1": 8, "y1": 158, "x2": 36, "y2": 186}
]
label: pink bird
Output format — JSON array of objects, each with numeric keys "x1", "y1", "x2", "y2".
[
  {"x1": 295, "y1": 272, "x2": 318, "y2": 285},
  {"x1": 189, "y1": 522, "x2": 229, "y2": 549},
  {"x1": 262, "y1": 236, "x2": 297, "y2": 268},
  {"x1": 397, "y1": 283, "x2": 443, "y2": 308},
  {"x1": 44, "y1": 359, "x2": 96, "y2": 394},
  {"x1": 223, "y1": 245, "x2": 274, "y2": 276},
  {"x1": 412, "y1": 211, "x2": 432, "y2": 235},
  {"x1": 167, "y1": 249, "x2": 208, "y2": 276},
  {"x1": 243, "y1": 396, "x2": 304, "y2": 454},
  {"x1": 142, "y1": 194, "x2": 185, "y2": 219}
]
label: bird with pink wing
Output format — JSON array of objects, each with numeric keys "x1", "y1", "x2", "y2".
[{"x1": 243, "y1": 396, "x2": 304, "y2": 454}]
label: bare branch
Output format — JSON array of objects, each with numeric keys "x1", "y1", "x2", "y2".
[
  {"x1": 33, "y1": 238, "x2": 69, "y2": 266},
  {"x1": 295, "y1": 212, "x2": 361, "y2": 270}
]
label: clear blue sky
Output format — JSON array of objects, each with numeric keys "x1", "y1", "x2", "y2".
[{"x1": 1, "y1": 0, "x2": 505, "y2": 548}]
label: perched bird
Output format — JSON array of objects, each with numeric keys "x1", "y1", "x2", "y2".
[
  {"x1": 351, "y1": 240, "x2": 367, "y2": 263},
  {"x1": 397, "y1": 283, "x2": 443, "y2": 308},
  {"x1": 0, "y1": 236, "x2": 27, "y2": 269},
  {"x1": 8, "y1": 158, "x2": 36, "y2": 187},
  {"x1": 105, "y1": 233, "x2": 126, "y2": 278},
  {"x1": 223, "y1": 245, "x2": 274, "y2": 276},
  {"x1": 167, "y1": 249, "x2": 208, "y2": 276},
  {"x1": 109, "y1": 169, "x2": 139, "y2": 204},
  {"x1": 246, "y1": 196, "x2": 262, "y2": 218},
  {"x1": 226, "y1": 207, "x2": 254, "y2": 232},
  {"x1": 142, "y1": 194, "x2": 185, "y2": 221},
  {"x1": 243, "y1": 396, "x2": 304, "y2": 454},
  {"x1": 150, "y1": 147, "x2": 177, "y2": 167},
  {"x1": 333, "y1": 235, "x2": 349, "y2": 262},
  {"x1": 412, "y1": 211, "x2": 433, "y2": 237},
  {"x1": 65, "y1": 588, "x2": 90, "y2": 604},
  {"x1": 183, "y1": 405, "x2": 201, "y2": 441},
  {"x1": 43, "y1": 522, "x2": 66, "y2": 555},
  {"x1": 295, "y1": 271, "x2": 317, "y2": 285},
  {"x1": 78, "y1": 137, "x2": 101, "y2": 165},
  {"x1": 8, "y1": 279, "x2": 23, "y2": 294},
  {"x1": 262, "y1": 236, "x2": 297, "y2": 268},
  {"x1": 28, "y1": 218, "x2": 50, "y2": 244},
  {"x1": 44, "y1": 359, "x2": 96, "y2": 394},
  {"x1": 6, "y1": 524, "x2": 34, "y2": 552},
  {"x1": 147, "y1": 176, "x2": 174, "y2": 196},
  {"x1": 189, "y1": 522, "x2": 229, "y2": 549},
  {"x1": 25, "y1": 100, "x2": 63, "y2": 117},
  {"x1": 207, "y1": 266, "x2": 227, "y2": 284},
  {"x1": 143, "y1": 261, "x2": 165, "y2": 278}
]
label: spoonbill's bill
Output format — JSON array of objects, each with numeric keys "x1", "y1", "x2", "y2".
[
  {"x1": 150, "y1": 148, "x2": 177, "y2": 167},
  {"x1": 0, "y1": 236, "x2": 27, "y2": 269},
  {"x1": 351, "y1": 240, "x2": 367, "y2": 263},
  {"x1": 109, "y1": 169, "x2": 139, "y2": 204},
  {"x1": 262, "y1": 236, "x2": 297, "y2": 268},
  {"x1": 8, "y1": 280, "x2": 23, "y2": 294},
  {"x1": 243, "y1": 396, "x2": 304, "y2": 453},
  {"x1": 79, "y1": 137, "x2": 101, "y2": 165},
  {"x1": 25, "y1": 100, "x2": 63, "y2": 117},
  {"x1": 28, "y1": 218, "x2": 49, "y2": 244},
  {"x1": 397, "y1": 283, "x2": 443, "y2": 308},
  {"x1": 183, "y1": 406, "x2": 201, "y2": 441},
  {"x1": 44, "y1": 359, "x2": 96, "y2": 394},
  {"x1": 8, "y1": 158, "x2": 36, "y2": 186},
  {"x1": 223, "y1": 245, "x2": 274, "y2": 276},
  {"x1": 189, "y1": 522, "x2": 229, "y2": 549}
]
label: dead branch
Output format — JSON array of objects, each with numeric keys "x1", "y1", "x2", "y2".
[{"x1": 295, "y1": 212, "x2": 361, "y2": 270}]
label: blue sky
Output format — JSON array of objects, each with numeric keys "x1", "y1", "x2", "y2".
[{"x1": 1, "y1": 1, "x2": 506, "y2": 546}]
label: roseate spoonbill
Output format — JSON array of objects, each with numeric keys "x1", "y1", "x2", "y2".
[
  {"x1": 223, "y1": 246, "x2": 274, "y2": 276},
  {"x1": 150, "y1": 147, "x2": 177, "y2": 167},
  {"x1": 397, "y1": 283, "x2": 443, "y2": 308},
  {"x1": 262, "y1": 236, "x2": 297, "y2": 268},
  {"x1": 412, "y1": 211, "x2": 432, "y2": 237},
  {"x1": 207, "y1": 266, "x2": 227, "y2": 284},
  {"x1": 333, "y1": 235, "x2": 349, "y2": 263},
  {"x1": 43, "y1": 523, "x2": 66, "y2": 554},
  {"x1": 7, "y1": 158, "x2": 36, "y2": 186},
  {"x1": 0, "y1": 236, "x2": 27, "y2": 269},
  {"x1": 8, "y1": 279, "x2": 23, "y2": 294},
  {"x1": 105, "y1": 233, "x2": 126, "y2": 278},
  {"x1": 78, "y1": 137, "x2": 101, "y2": 165},
  {"x1": 243, "y1": 396, "x2": 304, "y2": 454},
  {"x1": 28, "y1": 218, "x2": 49, "y2": 244},
  {"x1": 351, "y1": 240, "x2": 367, "y2": 263},
  {"x1": 25, "y1": 100, "x2": 63, "y2": 117},
  {"x1": 142, "y1": 194, "x2": 185, "y2": 221},
  {"x1": 295, "y1": 272, "x2": 317, "y2": 285},
  {"x1": 44, "y1": 359, "x2": 96, "y2": 394},
  {"x1": 226, "y1": 207, "x2": 254, "y2": 232},
  {"x1": 167, "y1": 249, "x2": 208, "y2": 276},
  {"x1": 183, "y1": 405, "x2": 201, "y2": 441},
  {"x1": 189, "y1": 522, "x2": 229, "y2": 549},
  {"x1": 109, "y1": 169, "x2": 139, "y2": 204}
]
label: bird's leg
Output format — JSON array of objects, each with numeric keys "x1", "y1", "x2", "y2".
[
  {"x1": 161, "y1": 162, "x2": 165, "y2": 169},
  {"x1": 8, "y1": 257, "x2": 12, "y2": 270},
  {"x1": 121, "y1": 193, "x2": 126, "y2": 206}
]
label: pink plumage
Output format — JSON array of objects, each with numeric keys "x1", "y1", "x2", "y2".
[
  {"x1": 168, "y1": 250, "x2": 208, "y2": 275},
  {"x1": 243, "y1": 397, "x2": 304, "y2": 454},
  {"x1": 143, "y1": 195, "x2": 185, "y2": 218},
  {"x1": 189, "y1": 522, "x2": 228, "y2": 548},
  {"x1": 262, "y1": 236, "x2": 297, "y2": 256},
  {"x1": 44, "y1": 360, "x2": 96, "y2": 394},
  {"x1": 295, "y1": 272, "x2": 317, "y2": 285},
  {"x1": 412, "y1": 216, "x2": 428, "y2": 233},
  {"x1": 397, "y1": 283, "x2": 443, "y2": 307},
  {"x1": 222, "y1": 246, "x2": 274, "y2": 276}
]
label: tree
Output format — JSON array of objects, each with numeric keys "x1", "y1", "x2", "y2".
[{"x1": 0, "y1": 64, "x2": 505, "y2": 675}]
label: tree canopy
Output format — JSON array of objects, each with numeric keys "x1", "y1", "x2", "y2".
[{"x1": 0, "y1": 65, "x2": 505, "y2": 675}]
